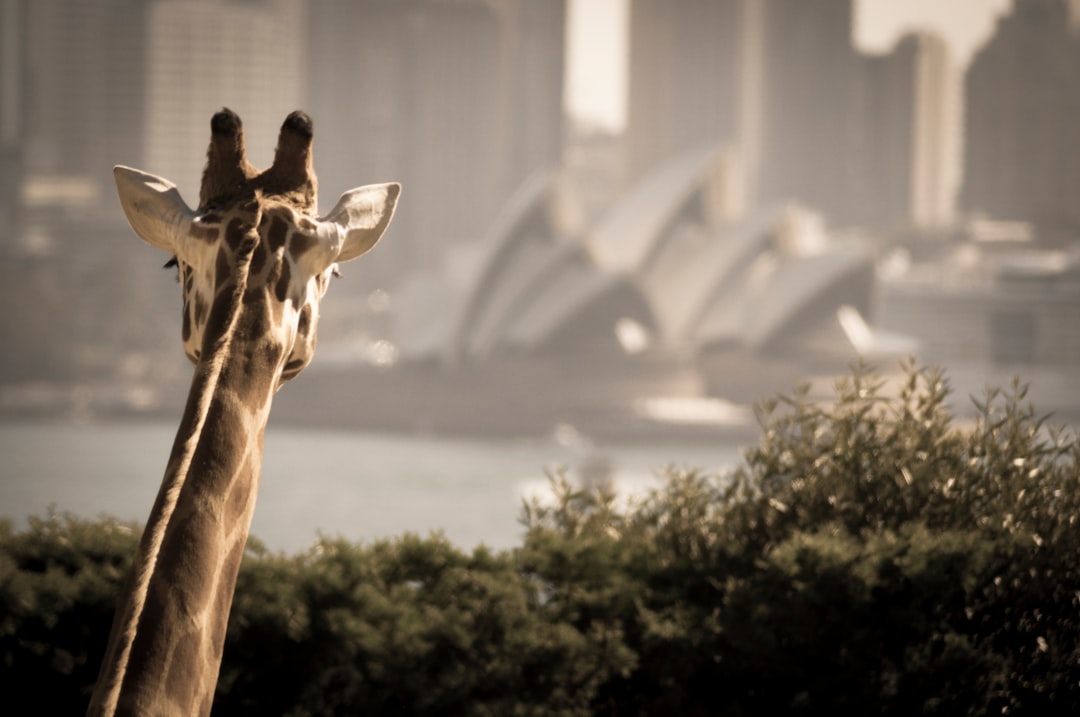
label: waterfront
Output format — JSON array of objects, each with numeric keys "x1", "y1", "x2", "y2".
[{"x1": 0, "y1": 419, "x2": 745, "y2": 552}]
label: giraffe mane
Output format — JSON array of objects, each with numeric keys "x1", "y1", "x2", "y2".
[{"x1": 92, "y1": 108, "x2": 400, "y2": 716}]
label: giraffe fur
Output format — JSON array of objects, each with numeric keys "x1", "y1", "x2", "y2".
[{"x1": 87, "y1": 109, "x2": 399, "y2": 717}]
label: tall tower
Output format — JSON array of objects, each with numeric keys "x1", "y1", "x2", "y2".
[
  {"x1": 143, "y1": 0, "x2": 307, "y2": 201},
  {"x1": 856, "y1": 32, "x2": 958, "y2": 229},
  {"x1": 755, "y1": 0, "x2": 863, "y2": 223},
  {"x1": 307, "y1": 0, "x2": 566, "y2": 280},
  {"x1": 624, "y1": 0, "x2": 749, "y2": 183},
  {"x1": 18, "y1": 0, "x2": 146, "y2": 203},
  {"x1": 962, "y1": 0, "x2": 1080, "y2": 234},
  {"x1": 907, "y1": 33, "x2": 958, "y2": 228},
  {"x1": 0, "y1": 0, "x2": 24, "y2": 233}
]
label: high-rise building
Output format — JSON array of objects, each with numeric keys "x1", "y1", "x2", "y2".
[
  {"x1": 962, "y1": 0, "x2": 1080, "y2": 233},
  {"x1": 624, "y1": 0, "x2": 750, "y2": 184},
  {"x1": 307, "y1": 0, "x2": 566, "y2": 278},
  {"x1": 755, "y1": 0, "x2": 862, "y2": 223},
  {"x1": 908, "y1": 33, "x2": 959, "y2": 228},
  {"x1": 855, "y1": 32, "x2": 959, "y2": 229},
  {"x1": 143, "y1": 0, "x2": 307, "y2": 202},
  {"x1": 0, "y1": 0, "x2": 24, "y2": 231},
  {"x1": 624, "y1": 0, "x2": 881, "y2": 226},
  {"x1": 16, "y1": 0, "x2": 146, "y2": 208}
]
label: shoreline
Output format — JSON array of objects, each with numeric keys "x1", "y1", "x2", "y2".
[{"x1": 3, "y1": 357, "x2": 1076, "y2": 446}]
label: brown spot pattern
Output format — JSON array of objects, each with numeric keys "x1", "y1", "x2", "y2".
[
  {"x1": 289, "y1": 231, "x2": 318, "y2": 259},
  {"x1": 164, "y1": 629, "x2": 203, "y2": 700},
  {"x1": 193, "y1": 296, "x2": 208, "y2": 327},
  {"x1": 249, "y1": 241, "x2": 268, "y2": 277},
  {"x1": 267, "y1": 216, "x2": 289, "y2": 253},
  {"x1": 182, "y1": 306, "x2": 192, "y2": 342},
  {"x1": 297, "y1": 304, "x2": 312, "y2": 338},
  {"x1": 214, "y1": 256, "x2": 230, "y2": 294},
  {"x1": 274, "y1": 259, "x2": 291, "y2": 303},
  {"x1": 224, "y1": 218, "x2": 245, "y2": 250}
]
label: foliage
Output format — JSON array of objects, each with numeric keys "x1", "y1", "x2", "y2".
[
  {"x1": 2, "y1": 363, "x2": 1078, "y2": 714},
  {"x1": 219, "y1": 534, "x2": 616, "y2": 716},
  {"x1": 0, "y1": 512, "x2": 139, "y2": 713}
]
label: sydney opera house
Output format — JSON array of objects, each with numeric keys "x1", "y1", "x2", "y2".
[{"x1": 395, "y1": 147, "x2": 879, "y2": 384}]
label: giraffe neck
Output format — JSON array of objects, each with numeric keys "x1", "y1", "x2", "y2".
[{"x1": 89, "y1": 219, "x2": 284, "y2": 717}]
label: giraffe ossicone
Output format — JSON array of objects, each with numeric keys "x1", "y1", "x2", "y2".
[
  {"x1": 88, "y1": 109, "x2": 399, "y2": 716},
  {"x1": 113, "y1": 109, "x2": 399, "y2": 381}
]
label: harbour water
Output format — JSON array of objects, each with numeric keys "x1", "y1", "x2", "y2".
[{"x1": 0, "y1": 420, "x2": 746, "y2": 552}]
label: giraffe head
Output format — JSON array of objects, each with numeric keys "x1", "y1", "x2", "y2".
[{"x1": 114, "y1": 108, "x2": 399, "y2": 388}]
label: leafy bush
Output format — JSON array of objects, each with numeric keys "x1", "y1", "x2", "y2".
[
  {"x1": 220, "y1": 534, "x2": 619, "y2": 716},
  {"x1": 518, "y1": 362, "x2": 1080, "y2": 715},
  {"x1": 0, "y1": 513, "x2": 138, "y2": 713},
  {"x1": 2, "y1": 363, "x2": 1077, "y2": 714}
]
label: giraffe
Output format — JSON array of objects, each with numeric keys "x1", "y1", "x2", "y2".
[{"x1": 87, "y1": 108, "x2": 399, "y2": 717}]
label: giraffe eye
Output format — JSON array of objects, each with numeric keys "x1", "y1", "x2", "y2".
[{"x1": 332, "y1": 266, "x2": 343, "y2": 279}]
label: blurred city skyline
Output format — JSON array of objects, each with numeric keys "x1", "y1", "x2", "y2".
[
  {"x1": 1, "y1": 0, "x2": 1078, "y2": 433},
  {"x1": 567, "y1": 0, "x2": 1013, "y2": 132},
  {"x1": 3, "y1": 0, "x2": 1069, "y2": 236}
]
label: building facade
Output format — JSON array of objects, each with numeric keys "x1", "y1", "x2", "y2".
[
  {"x1": 855, "y1": 32, "x2": 959, "y2": 230},
  {"x1": 754, "y1": 0, "x2": 862, "y2": 224},
  {"x1": 624, "y1": 0, "x2": 750, "y2": 184},
  {"x1": 307, "y1": 0, "x2": 566, "y2": 280},
  {"x1": 962, "y1": 0, "x2": 1080, "y2": 235},
  {"x1": 144, "y1": 0, "x2": 308, "y2": 201},
  {"x1": 9, "y1": 0, "x2": 146, "y2": 220},
  {"x1": 623, "y1": 0, "x2": 958, "y2": 231}
]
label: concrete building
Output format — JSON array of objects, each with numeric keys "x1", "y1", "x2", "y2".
[
  {"x1": 0, "y1": 0, "x2": 24, "y2": 232},
  {"x1": 9, "y1": 0, "x2": 146, "y2": 218},
  {"x1": 876, "y1": 239, "x2": 1080, "y2": 419},
  {"x1": 624, "y1": 0, "x2": 752, "y2": 186},
  {"x1": 907, "y1": 33, "x2": 959, "y2": 228},
  {"x1": 624, "y1": 0, "x2": 898, "y2": 228},
  {"x1": 755, "y1": 0, "x2": 863, "y2": 224},
  {"x1": 907, "y1": 32, "x2": 959, "y2": 230},
  {"x1": 856, "y1": 32, "x2": 959, "y2": 229},
  {"x1": 962, "y1": 0, "x2": 1080, "y2": 235},
  {"x1": 143, "y1": 0, "x2": 307, "y2": 202},
  {"x1": 307, "y1": 0, "x2": 566, "y2": 281}
]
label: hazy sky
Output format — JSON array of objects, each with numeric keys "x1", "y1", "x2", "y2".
[{"x1": 566, "y1": 0, "x2": 1014, "y2": 131}]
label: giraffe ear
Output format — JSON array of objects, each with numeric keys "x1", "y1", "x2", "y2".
[
  {"x1": 114, "y1": 165, "x2": 196, "y2": 253},
  {"x1": 319, "y1": 182, "x2": 400, "y2": 262}
]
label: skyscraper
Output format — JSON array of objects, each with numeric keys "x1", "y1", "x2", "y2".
[
  {"x1": 856, "y1": 32, "x2": 959, "y2": 229},
  {"x1": 624, "y1": 0, "x2": 907, "y2": 228},
  {"x1": 907, "y1": 33, "x2": 959, "y2": 229},
  {"x1": 307, "y1": 0, "x2": 566, "y2": 279},
  {"x1": 624, "y1": 0, "x2": 750, "y2": 184},
  {"x1": 143, "y1": 0, "x2": 307, "y2": 201},
  {"x1": 962, "y1": 0, "x2": 1080, "y2": 234},
  {"x1": 755, "y1": 0, "x2": 862, "y2": 223},
  {"x1": 16, "y1": 0, "x2": 146, "y2": 205},
  {"x1": 0, "y1": 0, "x2": 24, "y2": 231}
]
